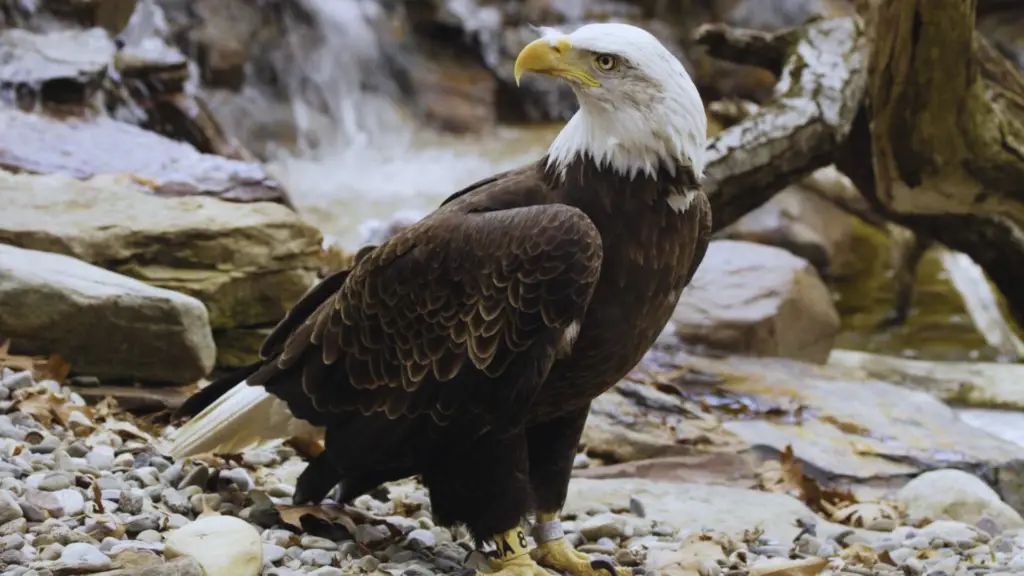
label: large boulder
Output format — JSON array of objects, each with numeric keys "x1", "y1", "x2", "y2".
[
  {"x1": 0, "y1": 244, "x2": 216, "y2": 383},
  {"x1": 0, "y1": 106, "x2": 291, "y2": 205},
  {"x1": 718, "y1": 185, "x2": 855, "y2": 278},
  {"x1": 0, "y1": 170, "x2": 322, "y2": 364},
  {"x1": 671, "y1": 240, "x2": 841, "y2": 363}
]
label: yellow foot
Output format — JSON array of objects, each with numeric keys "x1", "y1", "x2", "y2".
[
  {"x1": 474, "y1": 553, "x2": 554, "y2": 576},
  {"x1": 532, "y1": 537, "x2": 642, "y2": 576}
]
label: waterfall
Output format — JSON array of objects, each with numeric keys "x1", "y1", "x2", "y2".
[{"x1": 265, "y1": 0, "x2": 556, "y2": 248}]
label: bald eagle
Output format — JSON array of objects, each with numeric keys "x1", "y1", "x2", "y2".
[{"x1": 169, "y1": 22, "x2": 710, "y2": 576}]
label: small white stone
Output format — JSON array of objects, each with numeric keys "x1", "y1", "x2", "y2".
[
  {"x1": 86, "y1": 446, "x2": 116, "y2": 470},
  {"x1": 263, "y1": 543, "x2": 287, "y2": 564},
  {"x1": 165, "y1": 515, "x2": 263, "y2": 576},
  {"x1": 60, "y1": 542, "x2": 112, "y2": 569}
]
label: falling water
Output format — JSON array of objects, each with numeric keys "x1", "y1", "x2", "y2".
[{"x1": 263, "y1": 0, "x2": 559, "y2": 248}]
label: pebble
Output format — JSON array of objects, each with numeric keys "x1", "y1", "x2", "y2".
[
  {"x1": 264, "y1": 543, "x2": 287, "y2": 563},
  {"x1": 86, "y1": 446, "x2": 116, "y2": 470},
  {"x1": 0, "y1": 368, "x2": 1019, "y2": 576},
  {"x1": 60, "y1": 542, "x2": 112, "y2": 569},
  {"x1": 37, "y1": 473, "x2": 71, "y2": 491},
  {"x1": 300, "y1": 535, "x2": 337, "y2": 550},
  {"x1": 300, "y1": 548, "x2": 336, "y2": 566},
  {"x1": 0, "y1": 490, "x2": 24, "y2": 524},
  {"x1": 354, "y1": 524, "x2": 389, "y2": 545},
  {"x1": 406, "y1": 528, "x2": 436, "y2": 549}
]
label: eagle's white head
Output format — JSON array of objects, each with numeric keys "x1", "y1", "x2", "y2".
[{"x1": 514, "y1": 23, "x2": 707, "y2": 187}]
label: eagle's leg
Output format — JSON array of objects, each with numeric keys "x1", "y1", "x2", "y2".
[
  {"x1": 293, "y1": 451, "x2": 341, "y2": 505},
  {"x1": 425, "y1": 431, "x2": 548, "y2": 576},
  {"x1": 527, "y1": 408, "x2": 641, "y2": 576}
]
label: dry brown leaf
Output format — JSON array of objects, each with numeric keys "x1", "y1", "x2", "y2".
[
  {"x1": 831, "y1": 501, "x2": 902, "y2": 528},
  {"x1": 276, "y1": 504, "x2": 359, "y2": 535},
  {"x1": 758, "y1": 445, "x2": 858, "y2": 518},
  {"x1": 13, "y1": 389, "x2": 93, "y2": 430},
  {"x1": 839, "y1": 543, "x2": 879, "y2": 566},
  {"x1": 90, "y1": 478, "x2": 105, "y2": 514},
  {"x1": 102, "y1": 419, "x2": 156, "y2": 443},
  {"x1": 0, "y1": 340, "x2": 71, "y2": 382}
]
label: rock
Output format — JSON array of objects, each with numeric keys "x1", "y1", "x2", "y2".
[
  {"x1": 137, "y1": 556, "x2": 206, "y2": 575},
  {"x1": 25, "y1": 488, "x2": 85, "y2": 517},
  {"x1": 719, "y1": 186, "x2": 855, "y2": 278},
  {"x1": 675, "y1": 353, "x2": 1024, "y2": 488},
  {"x1": 0, "y1": 244, "x2": 216, "y2": 383},
  {"x1": 827, "y1": 349, "x2": 1024, "y2": 411},
  {"x1": 897, "y1": 469, "x2": 1024, "y2": 530},
  {"x1": 671, "y1": 240, "x2": 841, "y2": 363},
  {"x1": 299, "y1": 535, "x2": 336, "y2": 550},
  {"x1": 86, "y1": 446, "x2": 116, "y2": 471},
  {"x1": 565, "y1": 478, "x2": 862, "y2": 544},
  {"x1": 59, "y1": 542, "x2": 112, "y2": 570},
  {"x1": 165, "y1": 515, "x2": 262, "y2": 575},
  {"x1": 0, "y1": 490, "x2": 23, "y2": 525},
  {"x1": 0, "y1": 106, "x2": 292, "y2": 206},
  {"x1": 0, "y1": 28, "x2": 115, "y2": 108},
  {"x1": 0, "y1": 169, "x2": 322, "y2": 334}
]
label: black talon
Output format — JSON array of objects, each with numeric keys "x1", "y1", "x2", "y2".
[{"x1": 590, "y1": 558, "x2": 618, "y2": 576}]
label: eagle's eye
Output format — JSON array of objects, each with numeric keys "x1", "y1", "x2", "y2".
[{"x1": 593, "y1": 54, "x2": 619, "y2": 72}]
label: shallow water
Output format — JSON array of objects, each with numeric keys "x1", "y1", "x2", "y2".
[{"x1": 268, "y1": 118, "x2": 560, "y2": 247}]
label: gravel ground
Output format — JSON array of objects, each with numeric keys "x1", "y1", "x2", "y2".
[{"x1": 1, "y1": 368, "x2": 1023, "y2": 576}]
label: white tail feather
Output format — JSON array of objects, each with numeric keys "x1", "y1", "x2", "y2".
[{"x1": 166, "y1": 381, "x2": 323, "y2": 459}]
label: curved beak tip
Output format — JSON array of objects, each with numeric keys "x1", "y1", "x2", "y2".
[{"x1": 514, "y1": 37, "x2": 563, "y2": 88}]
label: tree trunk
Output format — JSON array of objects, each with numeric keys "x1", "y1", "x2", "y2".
[
  {"x1": 700, "y1": 1, "x2": 1024, "y2": 327},
  {"x1": 843, "y1": 0, "x2": 1024, "y2": 326}
]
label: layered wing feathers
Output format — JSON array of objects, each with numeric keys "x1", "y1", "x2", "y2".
[{"x1": 250, "y1": 203, "x2": 603, "y2": 428}]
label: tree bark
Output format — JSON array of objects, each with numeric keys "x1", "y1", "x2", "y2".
[
  {"x1": 698, "y1": 16, "x2": 871, "y2": 232},
  {"x1": 701, "y1": 1, "x2": 1024, "y2": 327},
  {"x1": 840, "y1": 0, "x2": 1024, "y2": 327}
]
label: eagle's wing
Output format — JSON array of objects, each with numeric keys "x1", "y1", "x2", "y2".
[{"x1": 248, "y1": 202, "x2": 603, "y2": 430}]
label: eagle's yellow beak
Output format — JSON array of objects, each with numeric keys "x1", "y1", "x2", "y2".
[{"x1": 513, "y1": 37, "x2": 600, "y2": 88}]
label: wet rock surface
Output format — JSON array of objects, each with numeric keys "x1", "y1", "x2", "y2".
[
  {"x1": 589, "y1": 346, "x2": 1024, "y2": 508},
  {"x1": 0, "y1": 244, "x2": 216, "y2": 383},
  {"x1": 671, "y1": 240, "x2": 842, "y2": 363},
  {"x1": 0, "y1": 107, "x2": 290, "y2": 205}
]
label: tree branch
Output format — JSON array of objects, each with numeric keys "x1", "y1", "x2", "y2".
[
  {"x1": 693, "y1": 23, "x2": 794, "y2": 75},
  {"x1": 699, "y1": 16, "x2": 871, "y2": 232}
]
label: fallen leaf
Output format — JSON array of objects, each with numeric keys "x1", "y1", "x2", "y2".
[
  {"x1": 839, "y1": 543, "x2": 879, "y2": 566},
  {"x1": 90, "y1": 478, "x2": 105, "y2": 514},
  {"x1": 102, "y1": 419, "x2": 156, "y2": 443},
  {"x1": 0, "y1": 340, "x2": 71, "y2": 382},
  {"x1": 12, "y1": 388, "x2": 93, "y2": 430},
  {"x1": 831, "y1": 501, "x2": 902, "y2": 529},
  {"x1": 276, "y1": 503, "x2": 358, "y2": 535},
  {"x1": 275, "y1": 503, "x2": 406, "y2": 540},
  {"x1": 757, "y1": 445, "x2": 858, "y2": 520}
]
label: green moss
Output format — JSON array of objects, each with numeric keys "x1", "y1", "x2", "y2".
[
  {"x1": 830, "y1": 217, "x2": 1000, "y2": 361},
  {"x1": 214, "y1": 327, "x2": 274, "y2": 368}
]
